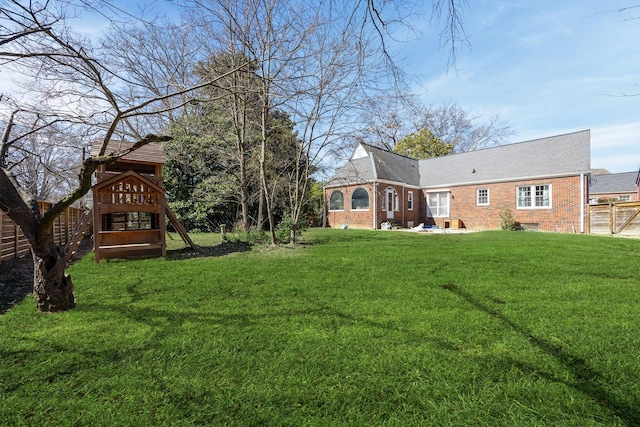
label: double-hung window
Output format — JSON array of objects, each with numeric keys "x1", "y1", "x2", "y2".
[
  {"x1": 408, "y1": 191, "x2": 414, "y2": 211},
  {"x1": 476, "y1": 188, "x2": 489, "y2": 206},
  {"x1": 427, "y1": 191, "x2": 450, "y2": 217},
  {"x1": 517, "y1": 184, "x2": 551, "y2": 208}
]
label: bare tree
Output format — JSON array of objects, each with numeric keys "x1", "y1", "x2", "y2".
[
  {"x1": 185, "y1": 0, "x2": 471, "y2": 243},
  {"x1": 0, "y1": 0, "x2": 470, "y2": 311},
  {"x1": 0, "y1": 0, "x2": 235, "y2": 312},
  {"x1": 415, "y1": 103, "x2": 514, "y2": 152},
  {"x1": 3, "y1": 117, "x2": 80, "y2": 200}
]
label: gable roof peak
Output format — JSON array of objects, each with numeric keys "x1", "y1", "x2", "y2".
[{"x1": 357, "y1": 141, "x2": 418, "y2": 161}]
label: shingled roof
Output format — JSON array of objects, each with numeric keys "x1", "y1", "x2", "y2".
[
  {"x1": 589, "y1": 171, "x2": 638, "y2": 194},
  {"x1": 419, "y1": 130, "x2": 591, "y2": 188},
  {"x1": 327, "y1": 130, "x2": 591, "y2": 189},
  {"x1": 326, "y1": 143, "x2": 420, "y2": 187},
  {"x1": 90, "y1": 139, "x2": 166, "y2": 164}
]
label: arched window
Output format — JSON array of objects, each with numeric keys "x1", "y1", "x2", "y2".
[
  {"x1": 329, "y1": 190, "x2": 344, "y2": 211},
  {"x1": 351, "y1": 187, "x2": 370, "y2": 210}
]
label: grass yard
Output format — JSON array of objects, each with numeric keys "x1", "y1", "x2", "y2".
[{"x1": 1, "y1": 229, "x2": 640, "y2": 426}]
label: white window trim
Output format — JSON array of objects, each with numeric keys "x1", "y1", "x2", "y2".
[
  {"x1": 427, "y1": 191, "x2": 450, "y2": 218},
  {"x1": 408, "y1": 191, "x2": 414, "y2": 211},
  {"x1": 618, "y1": 195, "x2": 631, "y2": 201},
  {"x1": 516, "y1": 184, "x2": 552, "y2": 209},
  {"x1": 476, "y1": 188, "x2": 490, "y2": 206}
]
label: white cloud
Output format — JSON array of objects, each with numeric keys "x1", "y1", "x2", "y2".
[
  {"x1": 591, "y1": 123, "x2": 640, "y2": 172},
  {"x1": 592, "y1": 123, "x2": 640, "y2": 149}
]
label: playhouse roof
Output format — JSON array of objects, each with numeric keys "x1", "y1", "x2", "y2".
[{"x1": 90, "y1": 139, "x2": 166, "y2": 164}]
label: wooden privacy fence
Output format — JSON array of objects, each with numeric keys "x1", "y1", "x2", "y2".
[
  {"x1": 587, "y1": 201, "x2": 640, "y2": 236},
  {"x1": 0, "y1": 202, "x2": 86, "y2": 263}
]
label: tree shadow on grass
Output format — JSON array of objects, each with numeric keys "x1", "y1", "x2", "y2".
[{"x1": 441, "y1": 283, "x2": 640, "y2": 426}]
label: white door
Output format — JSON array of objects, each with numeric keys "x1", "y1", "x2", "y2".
[{"x1": 385, "y1": 188, "x2": 395, "y2": 219}]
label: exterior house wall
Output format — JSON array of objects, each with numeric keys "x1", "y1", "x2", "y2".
[
  {"x1": 423, "y1": 175, "x2": 585, "y2": 232},
  {"x1": 326, "y1": 132, "x2": 592, "y2": 233},
  {"x1": 326, "y1": 183, "x2": 422, "y2": 229},
  {"x1": 376, "y1": 183, "x2": 422, "y2": 228},
  {"x1": 326, "y1": 183, "x2": 375, "y2": 229},
  {"x1": 589, "y1": 192, "x2": 638, "y2": 202}
]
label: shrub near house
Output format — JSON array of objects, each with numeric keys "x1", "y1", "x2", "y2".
[{"x1": 326, "y1": 130, "x2": 591, "y2": 232}]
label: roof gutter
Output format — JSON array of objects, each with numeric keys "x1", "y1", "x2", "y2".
[{"x1": 422, "y1": 171, "x2": 591, "y2": 190}]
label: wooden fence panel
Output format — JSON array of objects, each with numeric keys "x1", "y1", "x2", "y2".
[
  {"x1": 615, "y1": 204, "x2": 640, "y2": 236},
  {"x1": 0, "y1": 205, "x2": 86, "y2": 263},
  {"x1": 588, "y1": 201, "x2": 640, "y2": 236}
]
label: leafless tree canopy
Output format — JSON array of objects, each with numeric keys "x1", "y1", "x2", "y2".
[
  {"x1": 415, "y1": 103, "x2": 514, "y2": 152},
  {"x1": 0, "y1": 0, "x2": 244, "y2": 312},
  {"x1": 0, "y1": 0, "x2": 471, "y2": 310}
]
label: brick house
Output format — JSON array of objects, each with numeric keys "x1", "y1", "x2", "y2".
[
  {"x1": 588, "y1": 171, "x2": 639, "y2": 203},
  {"x1": 325, "y1": 130, "x2": 591, "y2": 232}
]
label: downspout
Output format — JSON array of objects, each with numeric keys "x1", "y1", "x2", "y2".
[
  {"x1": 402, "y1": 186, "x2": 405, "y2": 226},
  {"x1": 370, "y1": 153, "x2": 378, "y2": 230},
  {"x1": 372, "y1": 182, "x2": 377, "y2": 229},
  {"x1": 580, "y1": 173, "x2": 585, "y2": 233},
  {"x1": 322, "y1": 184, "x2": 327, "y2": 228}
]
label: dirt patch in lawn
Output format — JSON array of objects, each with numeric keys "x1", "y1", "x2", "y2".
[
  {"x1": 0, "y1": 256, "x2": 34, "y2": 314},
  {"x1": 0, "y1": 237, "x2": 92, "y2": 314}
]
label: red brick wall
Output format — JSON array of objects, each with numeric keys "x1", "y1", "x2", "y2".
[
  {"x1": 326, "y1": 184, "x2": 375, "y2": 229},
  {"x1": 327, "y1": 175, "x2": 587, "y2": 232},
  {"x1": 590, "y1": 192, "x2": 637, "y2": 202},
  {"x1": 325, "y1": 183, "x2": 422, "y2": 229},
  {"x1": 423, "y1": 175, "x2": 586, "y2": 232}
]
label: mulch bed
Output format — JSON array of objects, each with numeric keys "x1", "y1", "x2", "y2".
[
  {"x1": 0, "y1": 237, "x2": 92, "y2": 314},
  {"x1": 0, "y1": 256, "x2": 34, "y2": 314}
]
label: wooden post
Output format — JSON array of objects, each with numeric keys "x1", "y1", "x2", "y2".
[
  {"x1": 160, "y1": 202, "x2": 167, "y2": 258},
  {"x1": 221, "y1": 224, "x2": 227, "y2": 242},
  {"x1": 93, "y1": 188, "x2": 101, "y2": 263},
  {"x1": 609, "y1": 203, "x2": 614, "y2": 234}
]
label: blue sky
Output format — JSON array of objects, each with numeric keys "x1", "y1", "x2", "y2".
[
  {"x1": 401, "y1": 0, "x2": 640, "y2": 173},
  {"x1": 2, "y1": 1, "x2": 638, "y2": 173}
]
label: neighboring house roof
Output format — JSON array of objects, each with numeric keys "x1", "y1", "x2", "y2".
[
  {"x1": 419, "y1": 130, "x2": 591, "y2": 188},
  {"x1": 327, "y1": 130, "x2": 591, "y2": 190},
  {"x1": 589, "y1": 171, "x2": 638, "y2": 194},
  {"x1": 326, "y1": 143, "x2": 420, "y2": 187}
]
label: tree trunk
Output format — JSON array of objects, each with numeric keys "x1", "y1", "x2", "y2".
[
  {"x1": 31, "y1": 238, "x2": 75, "y2": 313},
  {"x1": 289, "y1": 223, "x2": 297, "y2": 244},
  {"x1": 257, "y1": 186, "x2": 264, "y2": 231}
]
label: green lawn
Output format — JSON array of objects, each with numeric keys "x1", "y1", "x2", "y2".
[{"x1": 1, "y1": 229, "x2": 640, "y2": 426}]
